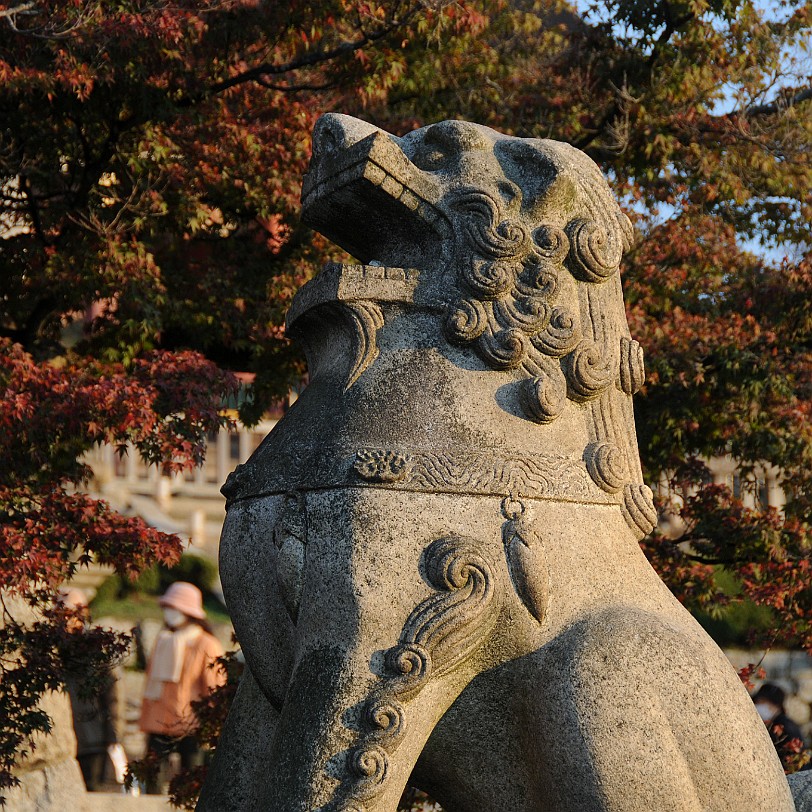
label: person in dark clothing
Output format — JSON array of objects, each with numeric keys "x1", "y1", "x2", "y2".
[
  {"x1": 752, "y1": 682, "x2": 806, "y2": 771},
  {"x1": 59, "y1": 588, "x2": 122, "y2": 791}
]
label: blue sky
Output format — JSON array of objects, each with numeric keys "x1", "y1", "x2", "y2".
[{"x1": 571, "y1": 0, "x2": 810, "y2": 263}]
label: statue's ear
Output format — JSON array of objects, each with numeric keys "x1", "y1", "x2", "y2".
[{"x1": 493, "y1": 139, "x2": 578, "y2": 219}]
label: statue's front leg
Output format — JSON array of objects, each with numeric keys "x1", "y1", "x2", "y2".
[{"x1": 197, "y1": 664, "x2": 279, "y2": 811}]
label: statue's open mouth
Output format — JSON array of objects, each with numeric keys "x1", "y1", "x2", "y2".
[{"x1": 301, "y1": 130, "x2": 449, "y2": 266}]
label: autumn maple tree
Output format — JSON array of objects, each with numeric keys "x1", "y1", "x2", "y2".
[
  {"x1": 1, "y1": 0, "x2": 811, "y2": 805},
  {"x1": 0, "y1": 0, "x2": 486, "y2": 801}
]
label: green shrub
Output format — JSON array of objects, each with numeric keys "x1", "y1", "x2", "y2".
[
  {"x1": 91, "y1": 564, "x2": 160, "y2": 603},
  {"x1": 132, "y1": 564, "x2": 162, "y2": 595},
  {"x1": 159, "y1": 553, "x2": 218, "y2": 595},
  {"x1": 91, "y1": 553, "x2": 218, "y2": 609},
  {"x1": 91, "y1": 572, "x2": 124, "y2": 605}
]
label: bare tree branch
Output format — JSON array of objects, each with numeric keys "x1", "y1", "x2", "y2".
[
  {"x1": 206, "y1": 5, "x2": 419, "y2": 97},
  {"x1": 0, "y1": 2, "x2": 35, "y2": 21},
  {"x1": 575, "y1": 9, "x2": 695, "y2": 151},
  {"x1": 0, "y1": 0, "x2": 93, "y2": 39},
  {"x1": 745, "y1": 86, "x2": 812, "y2": 118},
  {"x1": 255, "y1": 78, "x2": 337, "y2": 93}
]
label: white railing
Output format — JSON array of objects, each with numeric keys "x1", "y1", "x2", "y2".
[{"x1": 81, "y1": 420, "x2": 277, "y2": 552}]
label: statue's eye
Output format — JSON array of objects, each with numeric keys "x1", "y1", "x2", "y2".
[{"x1": 412, "y1": 146, "x2": 446, "y2": 171}]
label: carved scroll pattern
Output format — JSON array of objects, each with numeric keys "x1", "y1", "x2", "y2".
[
  {"x1": 354, "y1": 450, "x2": 412, "y2": 483},
  {"x1": 342, "y1": 302, "x2": 385, "y2": 390},
  {"x1": 442, "y1": 186, "x2": 622, "y2": 423},
  {"x1": 353, "y1": 447, "x2": 611, "y2": 503},
  {"x1": 336, "y1": 535, "x2": 500, "y2": 810}
]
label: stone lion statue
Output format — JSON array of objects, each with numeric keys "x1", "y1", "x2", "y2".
[{"x1": 199, "y1": 115, "x2": 796, "y2": 812}]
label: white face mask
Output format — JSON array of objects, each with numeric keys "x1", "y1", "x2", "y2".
[
  {"x1": 163, "y1": 607, "x2": 188, "y2": 629},
  {"x1": 755, "y1": 702, "x2": 777, "y2": 722}
]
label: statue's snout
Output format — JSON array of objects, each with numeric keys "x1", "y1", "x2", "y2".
[
  {"x1": 312, "y1": 113, "x2": 389, "y2": 157},
  {"x1": 302, "y1": 114, "x2": 445, "y2": 267}
]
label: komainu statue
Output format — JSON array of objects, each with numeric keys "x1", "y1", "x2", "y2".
[{"x1": 199, "y1": 115, "x2": 795, "y2": 811}]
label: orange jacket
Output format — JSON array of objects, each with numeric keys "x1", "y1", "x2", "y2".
[{"x1": 139, "y1": 629, "x2": 225, "y2": 737}]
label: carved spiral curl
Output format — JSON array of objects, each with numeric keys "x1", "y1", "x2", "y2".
[
  {"x1": 565, "y1": 218, "x2": 623, "y2": 283},
  {"x1": 468, "y1": 216, "x2": 528, "y2": 258},
  {"x1": 468, "y1": 206, "x2": 528, "y2": 259},
  {"x1": 348, "y1": 745, "x2": 388, "y2": 780},
  {"x1": 477, "y1": 327, "x2": 529, "y2": 370},
  {"x1": 621, "y1": 484, "x2": 658, "y2": 540},
  {"x1": 452, "y1": 190, "x2": 529, "y2": 259},
  {"x1": 565, "y1": 339, "x2": 613, "y2": 401},
  {"x1": 493, "y1": 296, "x2": 550, "y2": 335},
  {"x1": 444, "y1": 298, "x2": 488, "y2": 344},
  {"x1": 492, "y1": 219, "x2": 529, "y2": 253},
  {"x1": 346, "y1": 745, "x2": 389, "y2": 800},
  {"x1": 402, "y1": 536, "x2": 498, "y2": 679},
  {"x1": 584, "y1": 442, "x2": 628, "y2": 494},
  {"x1": 533, "y1": 307, "x2": 581, "y2": 357},
  {"x1": 508, "y1": 254, "x2": 560, "y2": 302},
  {"x1": 520, "y1": 372, "x2": 567, "y2": 424},
  {"x1": 524, "y1": 261, "x2": 560, "y2": 300},
  {"x1": 425, "y1": 540, "x2": 488, "y2": 594},
  {"x1": 365, "y1": 698, "x2": 406, "y2": 748},
  {"x1": 526, "y1": 261, "x2": 560, "y2": 300},
  {"x1": 532, "y1": 224, "x2": 569, "y2": 261},
  {"x1": 619, "y1": 337, "x2": 646, "y2": 395},
  {"x1": 384, "y1": 643, "x2": 432, "y2": 697},
  {"x1": 462, "y1": 258, "x2": 516, "y2": 298}
]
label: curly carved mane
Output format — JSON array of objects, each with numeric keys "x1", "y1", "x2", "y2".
[{"x1": 443, "y1": 143, "x2": 636, "y2": 426}]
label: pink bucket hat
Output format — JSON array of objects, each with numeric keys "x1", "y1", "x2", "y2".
[{"x1": 159, "y1": 581, "x2": 206, "y2": 619}]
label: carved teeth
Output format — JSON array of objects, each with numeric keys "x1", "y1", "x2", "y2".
[
  {"x1": 364, "y1": 163, "x2": 386, "y2": 185},
  {"x1": 381, "y1": 175, "x2": 404, "y2": 197},
  {"x1": 305, "y1": 160, "x2": 445, "y2": 235},
  {"x1": 399, "y1": 188, "x2": 420, "y2": 210}
]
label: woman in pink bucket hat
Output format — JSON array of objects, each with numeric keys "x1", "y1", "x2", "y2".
[{"x1": 139, "y1": 581, "x2": 225, "y2": 794}]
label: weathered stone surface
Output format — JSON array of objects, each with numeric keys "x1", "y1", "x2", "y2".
[
  {"x1": 201, "y1": 115, "x2": 795, "y2": 811},
  {"x1": 2, "y1": 594, "x2": 91, "y2": 812},
  {"x1": 790, "y1": 771, "x2": 812, "y2": 812},
  {"x1": 6, "y1": 756, "x2": 90, "y2": 812},
  {"x1": 14, "y1": 688, "x2": 78, "y2": 772}
]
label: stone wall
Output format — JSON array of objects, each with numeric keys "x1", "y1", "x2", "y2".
[{"x1": 5, "y1": 688, "x2": 92, "y2": 812}]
